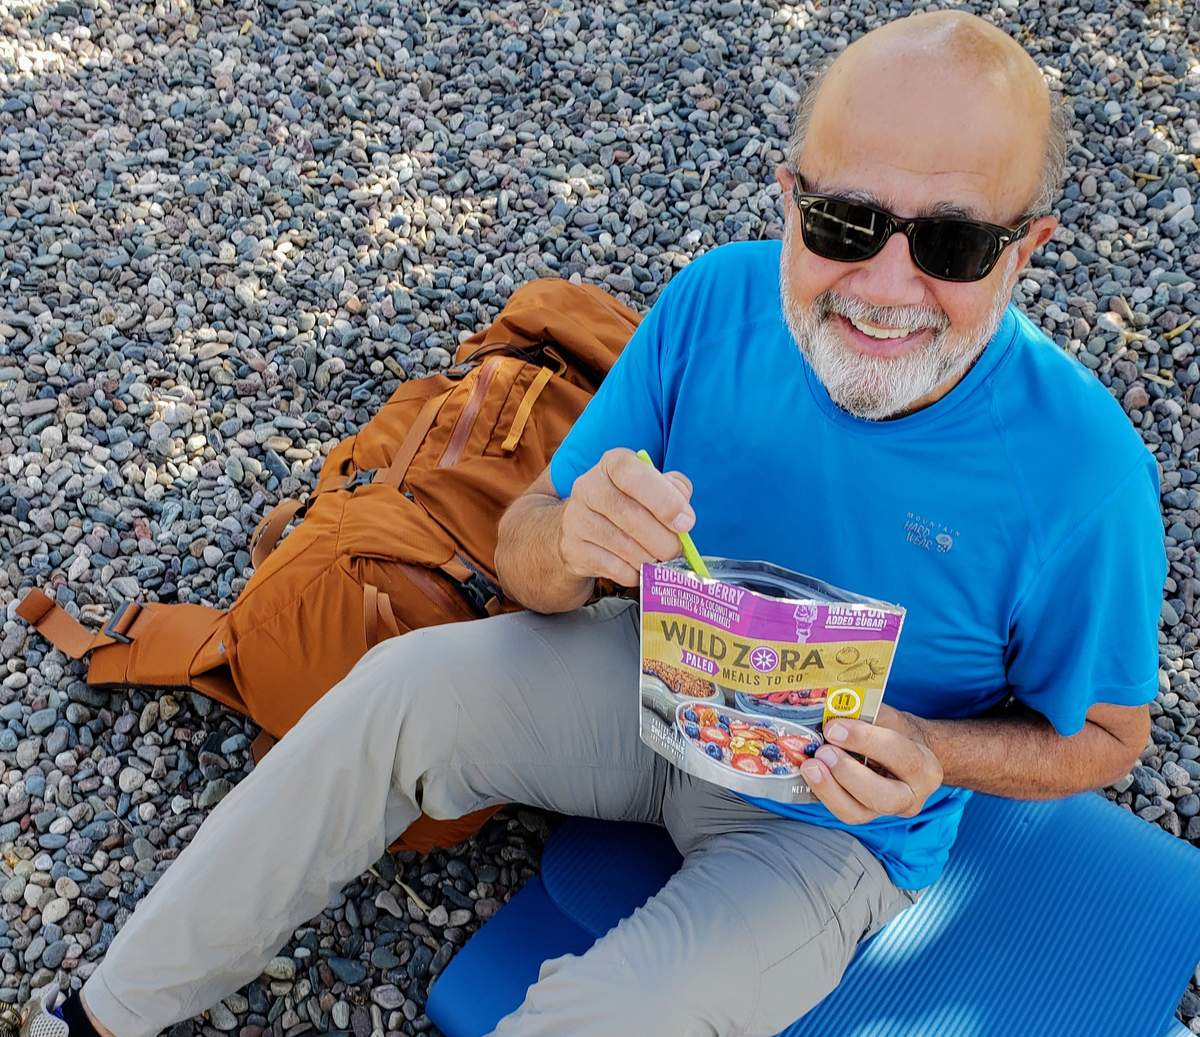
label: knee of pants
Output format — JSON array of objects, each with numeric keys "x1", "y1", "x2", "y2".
[
  {"x1": 510, "y1": 885, "x2": 757, "y2": 1037},
  {"x1": 514, "y1": 948, "x2": 743, "y2": 1037},
  {"x1": 311, "y1": 622, "x2": 499, "y2": 771}
]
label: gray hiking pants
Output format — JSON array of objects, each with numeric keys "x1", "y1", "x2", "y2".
[{"x1": 83, "y1": 598, "x2": 920, "y2": 1037}]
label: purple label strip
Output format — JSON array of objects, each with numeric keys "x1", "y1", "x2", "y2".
[{"x1": 644, "y1": 569, "x2": 902, "y2": 645}]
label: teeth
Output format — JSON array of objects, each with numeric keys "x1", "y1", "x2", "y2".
[{"x1": 847, "y1": 316, "x2": 913, "y2": 340}]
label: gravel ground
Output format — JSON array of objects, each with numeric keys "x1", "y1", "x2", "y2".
[{"x1": 0, "y1": 0, "x2": 1198, "y2": 1032}]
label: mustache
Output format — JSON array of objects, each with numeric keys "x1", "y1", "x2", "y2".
[{"x1": 813, "y1": 292, "x2": 950, "y2": 335}]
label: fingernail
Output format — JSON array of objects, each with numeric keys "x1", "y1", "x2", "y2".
[
  {"x1": 826, "y1": 723, "x2": 847, "y2": 742},
  {"x1": 801, "y1": 762, "x2": 823, "y2": 784},
  {"x1": 671, "y1": 510, "x2": 695, "y2": 532},
  {"x1": 816, "y1": 746, "x2": 838, "y2": 767}
]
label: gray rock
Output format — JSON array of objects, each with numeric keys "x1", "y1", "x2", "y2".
[
  {"x1": 28, "y1": 709, "x2": 57, "y2": 735},
  {"x1": 371, "y1": 985, "x2": 403, "y2": 1011},
  {"x1": 118, "y1": 767, "x2": 146, "y2": 793},
  {"x1": 41, "y1": 898, "x2": 70, "y2": 925},
  {"x1": 1162, "y1": 761, "x2": 1191, "y2": 788},
  {"x1": 197, "y1": 779, "x2": 233, "y2": 808},
  {"x1": 42, "y1": 940, "x2": 68, "y2": 970},
  {"x1": 328, "y1": 958, "x2": 367, "y2": 985},
  {"x1": 263, "y1": 956, "x2": 295, "y2": 981},
  {"x1": 207, "y1": 1000, "x2": 238, "y2": 1031}
]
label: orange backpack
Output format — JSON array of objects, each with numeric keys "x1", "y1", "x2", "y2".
[{"x1": 17, "y1": 278, "x2": 639, "y2": 852}]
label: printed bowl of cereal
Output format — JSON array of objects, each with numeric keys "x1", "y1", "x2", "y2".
[
  {"x1": 641, "y1": 660, "x2": 721, "y2": 722},
  {"x1": 674, "y1": 701, "x2": 823, "y2": 799},
  {"x1": 733, "y1": 688, "x2": 827, "y2": 726}
]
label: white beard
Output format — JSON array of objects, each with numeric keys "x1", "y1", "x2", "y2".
[{"x1": 779, "y1": 219, "x2": 1018, "y2": 420}]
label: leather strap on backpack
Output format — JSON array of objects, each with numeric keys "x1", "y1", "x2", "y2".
[
  {"x1": 363, "y1": 583, "x2": 401, "y2": 648},
  {"x1": 500, "y1": 366, "x2": 554, "y2": 452},
  {"x1": 438, "y1": 555, "x2": 473, "y2": 584},
  {"x1": 250, "y1": 729, "x2": 277, "y2": 764}
]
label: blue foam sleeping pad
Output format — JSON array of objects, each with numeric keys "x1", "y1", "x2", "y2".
[{"x1": 426, "y1": 791, "x2": 1200, "y2": 1037}]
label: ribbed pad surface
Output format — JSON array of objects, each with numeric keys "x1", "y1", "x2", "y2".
[
  {"x1": 793, "y1": 792, "x2": 1200, "y2": 1036},
  {"x1": 541, "y1": 815, "x2": 682, "y2": 937},
  {"x1": 428, "y1": 792, "x2": 1200, "y2": 1037}
]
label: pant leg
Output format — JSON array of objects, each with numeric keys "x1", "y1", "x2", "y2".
[
  {"x1": 490, "y1": 780, "x2": 919, "y2": 1037},
  {"x1": 84, "y1": 597, "x2": 668, "y2": 1037}
]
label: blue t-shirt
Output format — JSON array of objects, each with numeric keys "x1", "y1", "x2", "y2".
[{"x1": 549, "y1": 240, "x2": 1165, "y2": 890}]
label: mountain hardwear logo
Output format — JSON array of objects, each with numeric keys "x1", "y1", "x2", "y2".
[{"x1": 905, "y1": 512, "x2": 959, "y2": 554}]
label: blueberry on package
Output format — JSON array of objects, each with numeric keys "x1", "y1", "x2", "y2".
[{"x1": 639, "y1": 558, "x2": 906, "y2": 803}]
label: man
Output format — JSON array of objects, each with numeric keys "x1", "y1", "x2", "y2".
[{"x1": 24, "y1": 10, "x2": 1164, "y2": 1037}]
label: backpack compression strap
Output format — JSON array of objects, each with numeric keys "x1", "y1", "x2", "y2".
[{"x1": 248, "y1": 388, "x2": 456, "y2": 570}]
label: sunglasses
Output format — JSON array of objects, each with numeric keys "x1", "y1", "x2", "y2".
[{"x1": 790, "y1": 172, "x2": 1034, "y2": 283}]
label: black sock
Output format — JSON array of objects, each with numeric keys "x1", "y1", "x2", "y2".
[{"x1": 58, "y1": 993, "x2": 103, "y2": 1037}]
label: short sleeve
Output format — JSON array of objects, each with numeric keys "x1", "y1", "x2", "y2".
[
  {"x1": 1005, "y1": 455, "x2": 1166, "y2": 736},
  {"x1": 548, "y1": 276, "x2": 682, "y2": 498}
]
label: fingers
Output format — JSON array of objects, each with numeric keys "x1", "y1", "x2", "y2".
[
  {"x1": 802, "y1": 745, "x2": 919, "y2": 821},
  {"x1": 823, "y1": 718, "x2": 934, "y2": 790},
  {"x1": 567, "y1": 503, "x2": 681, "y2": 576},
  {"x1": 802, "y1": 716, "x2": 943, "y2": 822},
  {"x1": 601, "y1": 450, "x2": 695, "y2": 533},
  {"x1": 560, "y1": 538, "x2": 641, "y2": 587},
  {"x1": 557, "y1": 448, "x2": 696, "y2": 586},
  {"x1": 800, "y1": 756, "x2": 879, "y2": 825},
  {"x1": 664, "y1": 470, "x2": 693, "y2": 497},
  {"x1": 582, "y1": 481, "x2": 686, "y2": 561}
]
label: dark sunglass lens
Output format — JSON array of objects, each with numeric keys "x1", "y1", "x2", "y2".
[
  {"x1": 912, "y1": 221, "x2": 1000, "y2": 281},
  {"x1": 803, "y1": 199, "x2": 887, "y2": 262}
]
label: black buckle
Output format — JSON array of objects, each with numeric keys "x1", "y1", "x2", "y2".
[
  {"x1": 452, "y1": 557, "x2": 505, "y2": 616},
  {"x1": 103, "y1": 600, "x2": 139, "y2": 644},
  {"x1": 344, "y1": 468, "x2": 376, "y2": 490}
]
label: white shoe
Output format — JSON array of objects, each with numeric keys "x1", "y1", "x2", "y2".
[{"x1": 11, "y1": 984, "x2": 69, "y2": 1037}]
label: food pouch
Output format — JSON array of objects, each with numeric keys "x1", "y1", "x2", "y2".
[{"x1": 638, "y1": 558, "x2": 905, "y2": 803}]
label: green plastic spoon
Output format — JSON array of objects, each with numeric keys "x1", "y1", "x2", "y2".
[{"x1": 635, "y1": 449, "x2": 711, "y2": 579}]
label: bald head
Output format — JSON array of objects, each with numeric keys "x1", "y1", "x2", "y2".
[
  {"x1": 849, "y1": 10, "x2": 1047, "y2": 80},
  {"x1": 787, "y1": 12, "x2": 1066, "y2": 218}
]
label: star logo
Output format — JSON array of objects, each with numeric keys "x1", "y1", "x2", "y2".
[{"x1": 750, "y1": 646, "x2": 778, "y2": 673}]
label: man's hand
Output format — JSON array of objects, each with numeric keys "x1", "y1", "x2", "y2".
[
  {"x1": 800, "y1": 704, "x2": 943, "y2": 824},
  {"x1": 559, "y1": 447, "x2": 696, "y2": 587}
]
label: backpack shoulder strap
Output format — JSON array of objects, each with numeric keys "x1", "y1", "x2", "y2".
[
  {"x1": 17, "y1": 588, "x2": 139, "y2": 658},
  {"x1": 16, "y1": 588, "x2": 247, "y2": 716}
]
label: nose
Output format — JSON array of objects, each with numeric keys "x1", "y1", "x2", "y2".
[{"x1": 847, "y1": 228, "x2": 927, "y2": 310}]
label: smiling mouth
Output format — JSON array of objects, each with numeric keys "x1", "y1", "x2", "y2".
[{"x1": 835, "y1": 314, "x2": 931, "y2": 354}]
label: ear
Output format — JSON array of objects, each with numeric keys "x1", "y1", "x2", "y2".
[
  {"x1": 1012, "y1": 213, "x2": 1057, "y2": 273},
  {"x1": 775, "y1": 163, "x2": 795, "y2": 196}
]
